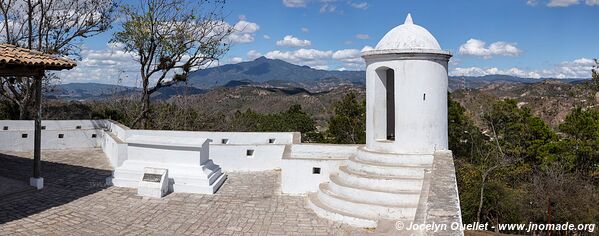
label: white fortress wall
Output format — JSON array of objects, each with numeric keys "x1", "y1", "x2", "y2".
[
  {"x1": 210, "y1": 144, "x2": 286, "y2": 171},
  {"x1": 0, "y1": 119, "x2": 107, "y2": 130},
  {"x1": 125, "y1": 129, "x2": 301, "y2": 171},
  {"x1": 0, "y1": 120, "x2": 107, "y2": 151},
  {"x1": 281, "y1": 144, "x2": 358, "y2": 194},
  {"x1": 129, "y1": 129, "x2": 301, "y2": 145},
  {"x1": 101, "y1": 120, "x2": 130, "y2": 167}
]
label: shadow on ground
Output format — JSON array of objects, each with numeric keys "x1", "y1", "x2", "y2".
[{"x1": 0, "y1": 152, "x2": 112, "y2": 224}]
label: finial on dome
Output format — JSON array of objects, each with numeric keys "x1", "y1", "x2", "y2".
[{"x1": 404, "y1": 13, "x2": 413, "y2": 25}]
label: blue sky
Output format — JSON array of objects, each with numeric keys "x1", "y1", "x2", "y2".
[{"x1": 61, "y1": 0, "x2": 599, "y2": 85}]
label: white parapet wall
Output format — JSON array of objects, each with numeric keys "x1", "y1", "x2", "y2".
[
  {"x1": 211, "y1": 144, "x2": 286, "y2": 171},
  {"x1": 0, "y1": 120, "x2": 107, "y2": 151},
  {"x1": 101, "y1": 120, "x2": 129, "y2": 167},
  {"x1": 122, "y1": 129, "x2": 300, "y2": 171},
  {"x1": 129, "y1": 129, "x2": 301, "y2": 145},
  {"x1": 281, "y1": 144, "x2": 359, "y2": 194}
]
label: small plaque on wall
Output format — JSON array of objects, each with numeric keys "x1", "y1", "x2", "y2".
[
  {"x1": 138, "y1": 167, "x2": 168, "y2": 198},
  {"x1": 142, "y1": 173, "x2": 162, "y2": 183}
]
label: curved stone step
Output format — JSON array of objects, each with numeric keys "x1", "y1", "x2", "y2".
[
  {"x1": 328, "y1": 173, "x2": 421, "y2": 205},
  {"x1": 317, "y1": 183, "x2": 417, "y2": 220},
  {"x1": 346, "y1": 156, "x2": 428, "y2": 177},
  {"x1": 338, "y1": 166, "x2": 424, "y2": 192},
  {"x1": 356, "y1": 147, "x2": 433, "y2": 165},
  {"x1": 307, "y1": 193, "x2": 377, "y2": 228}
]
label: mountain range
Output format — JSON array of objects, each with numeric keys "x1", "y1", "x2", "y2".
[{"x1": 49, "y1": 56, "x2": 588, "y2": 100}]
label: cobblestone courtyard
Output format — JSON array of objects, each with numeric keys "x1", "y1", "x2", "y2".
[{"x1": 0, "y1": 149, "x2": 363, "y2": 235}]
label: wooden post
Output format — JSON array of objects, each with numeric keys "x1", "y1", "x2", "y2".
[{"x1": 33, "y1": 72, "x2": 43, "y2": 179}]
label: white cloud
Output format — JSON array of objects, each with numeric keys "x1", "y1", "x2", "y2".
[
  {"x1": 276, "y1": 35, "x2": 312, "y2": 47},
  {"x1": 262, "y1": 47, "x2": 366, "y2": 70},
  {"x1": 263, "y1": 35, "x2": 271, "y2": 40},
  {"x1": 530, "y1": 0, "x2": 599, "y2": 6},
  {"x1": 349, "y1": 2, "x2": 368, "y2": 9},
  {"x1": 547, "y1": 0, "x2": 579, "y2": 6},
  {"x1": 361, "y1": 45, "x2": 374, "y2": 52},
  {"x1": 57, "y1": 42, "x2": 228, "y2": 86},
  {"x1": 283, "y1": 0, "x2": 346, "y2": 13},
  {"x1": 56, "y1": 43, "x2": 139, "y2": 86},
  {"x1": 230, "y1": 57, "x2": 244, "y2": 64},
  {"x1": 266, "y1": 48, "x2": 332, "y2": 69},
  {"x1": 301, "y1": 27, "x2": 309, "y2": 33},
  {"x1": 332, "y1": 49, "x2": 363, "y2": 70},
  {"x1": 450, "y1": 58, "x2": 596, "y2": 79},
  {"x1": 282, "y1": 0, "x2": 308, "y2": 7},
  {"x1": 332, "y1": 49, "x2": 361, "y2": 62},
  {"x1": 449, "y1": 58, "x2": 460, "y2": 66},
  {"x1": 585, "y1": 0, "x2": 599, "y2": 5},
  {"x1": 228, "y1": 20, "x2": 260, "y2": 44},
  {"x1": 247, "y1": 50, "x2": 263, "y2": 60},
  {"x1": 320, "y1": 3, "x2": 337, "y2": 13},
  {"x1": 458, "y1": 38, "x2": 522, "y2": 59},
  {"x1": 355, "y1": 34, "x2": 370, "y2": 40}
]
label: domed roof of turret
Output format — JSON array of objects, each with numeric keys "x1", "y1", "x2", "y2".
[{"x1": 374, "y1": 14, "x2": 441, "y2": 51}]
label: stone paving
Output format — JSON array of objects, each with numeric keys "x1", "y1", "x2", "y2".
[
  {"x1": 0, "y1": 149, "x2": 365, "y2": 235},
  {"x1": 0, "y1": 176, "x2": 33, "y2": 197}
]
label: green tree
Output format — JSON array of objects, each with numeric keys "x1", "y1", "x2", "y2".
[
  {"x1": 455, "y1": 99, "x2": 558, "y2": 224},
  {"x1": 483, "y1": 99, "x2": 557, "y2": 165},
  {"x1": 557, "y1": 107, "x2": 599, "y2": 176},
  {"x1": 448, "y1": 94, "x2": 487, "y2": 160},
  {"x1": 229, "y1": 105, "x2": 320, "y2": 142},
  {"x1": 279, "y1": 105, "x2": 321, "y2": 142},
  {"x1": 325, "y1": 93, "x2": 366, "y2": 144}
]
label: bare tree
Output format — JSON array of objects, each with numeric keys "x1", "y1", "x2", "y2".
[
  {"x1": 475, "y1": 121, "x2": 520, "y2": 224},
  {"x1": 591, "y1": 58, "x2": 599, "y2": 91},
  {"x1": 111, "y1": 0, "x2": 233, "y2": 128},
  {"x1": 0, "y1": 0, "x2": 116, "y2": 119}
]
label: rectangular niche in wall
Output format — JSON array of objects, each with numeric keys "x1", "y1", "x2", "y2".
[
  {"x1": 58, "y1": 134, "x2": 64, "y2": 139},
  {"x1": 76, "y1": 126, "x2": 82, "y2": 129},
  {"x1": 246, "y1": 149, "x2": 254, "y2": 157},
  {"x1": 21, "y1": 133, "x2": 28, "y2": 138},
  {"x1": 2, "y1": 126, "x2": 7, "y2": 130},
  {"x1": 312, "y1": 167, "x2": 321, "y2": 174},
  {"x1": 41, "y1": 126, "x2": 46, "y2": 130},
  {"x1": 221, "y1": 139, "x2": 229, "y2": 144},
  {"x1": 268, "y1": 138, "x2": 276, "y2": 144},
  {"x1": 91, "y1": 134, "x2": 97, "y2": 138}
]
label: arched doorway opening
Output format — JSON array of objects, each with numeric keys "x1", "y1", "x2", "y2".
[{"x1": 375, "y1": 67, "x2": 395, "y2": 141}]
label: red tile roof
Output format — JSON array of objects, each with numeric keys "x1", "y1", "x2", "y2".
[{"x1": 0, "y1": 44, "x2": 76, "y2": 70}]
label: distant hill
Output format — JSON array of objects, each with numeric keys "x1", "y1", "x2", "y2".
[
  {"x1": 448, "y1": 75, "x2": 586, "y2": 91},
  {"x1": 187, "y1": 56, "x2": 364, "y2": 91},
  {"x1": 52, "y1": 57, "x2": 589, "y2": 100},
  {"x1": 47, "y1": 83, "x2": 135, "y2": 100},
  {"x1": 451, "y1": 79, "x2": 599, "y2": 127},
  {"x1": 47, "y1": 83, "x2": 206, "y2": 100},
  {"x1": 187, "y1": 56, "x2": 586, "y2": 91}
]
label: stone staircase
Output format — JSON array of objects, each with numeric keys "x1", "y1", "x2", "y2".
[{"x1": 307, "y1": 146, "x2": 433, "y2": 228}]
